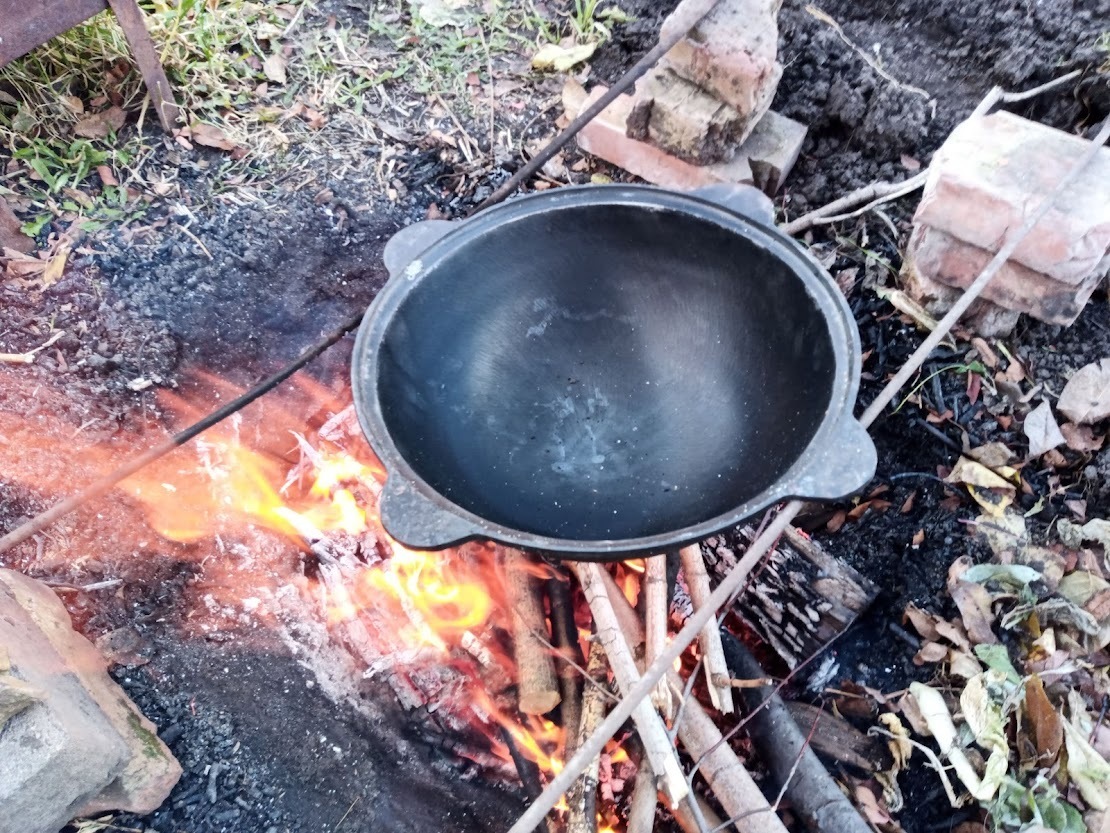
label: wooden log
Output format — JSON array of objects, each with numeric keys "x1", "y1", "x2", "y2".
[
  {"x1": 643, "y1": 555, "x2": 675, "y2": 721},
  {"x1": 700, "y1": 526, "x2": 878, "y2": 668},
  {"x1": 573, "y1": 563, "x2": 689, "y2": 809},
  {"x1": 673, "y1": 794, "x2": 725, "y2": 833},
  {"x1": 502, "y1": 549, "x2": 561, "y2": 715},
  {"x1": 679, "y1": 544, "x2": 734, "y2": 714},
  {"x1": 566, "y1": 638, "x2": 609, "y2": 833},
  {"x1": 722, "y1": 634, "x2": 874, "y2": 833}
]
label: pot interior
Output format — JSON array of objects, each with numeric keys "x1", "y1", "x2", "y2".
[{"x1": 376, "y1": 201, "x2": 837, "y2": 541}]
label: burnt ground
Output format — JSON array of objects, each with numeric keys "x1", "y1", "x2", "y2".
[{"x1": 1, "y1": 0, "x2": 1109, "y2": 831}]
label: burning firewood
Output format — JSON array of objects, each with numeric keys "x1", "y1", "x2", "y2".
[
  {"x1": 501, "y1": 549, "x2": 562, "y2": 716},
  {"x1": 679, "y1": 544, "x2": 735, "y2": 713},
  {"x1": 547, "y1": 570, "x2": 585, "y2": 758},
  {"x1": 643, "y1": 554, "x2": 675, "y2": 721},
  {"x1": 566, "y1": 637, "x2": 609, "y2": 833},
  {"x1": 573, "y1": 562, "x2": 689, "y2": 809},
  {"x1": 591, "y1": 566, "x2": 789, "y2": 833}
]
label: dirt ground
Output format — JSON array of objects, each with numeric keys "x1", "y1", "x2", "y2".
[{"x1": 1, "y1": 0, "x2": 1108, "y2": 831}]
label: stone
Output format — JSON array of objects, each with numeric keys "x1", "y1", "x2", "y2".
[
  {"x1": 657, "y1": 0, "x2": 782, "y2": 123},
  {"x1": 0, "y1": 569, "x2": 181, "y2": 833},
  {"x1": 577, "y1": 86, "x2": 806, "y2": 194},
  {"x1": 904, "y1": 224, "x2": 1105, "y2": 327},
  {"x1": 915, "y1": 111, "x2": 1110, "y2": 283},
  {"x1": 627, "y1": 68, "x2": 748, "y2": 164}
]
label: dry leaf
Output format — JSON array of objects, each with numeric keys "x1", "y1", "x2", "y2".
[
  {"x1": 853, "y1": 783, "x2": 892, "y2": 825},
  {"x1": 904, "y1": 604, "x2": 941, "y2": 641},
  {"x1": 189, "y1": 123, "x2": 238, "y2": 151},
  {"x1": 0, "y1": 200, "x2": 33, "y2": 254},
  {"x1": 1063, "y1": 717, "x2": 1110, "y2": 810},
  {"x1": 1061, "y1": 422, "x2": 1105, "y2": 452},
  {"x1": 1024, "y1": 400, "x2": 1066, "y2": 457},
  {"x1": 532, "y1": 41, "x2": 598, "y2": 72},
  {"x1": 42, "y1": 241, "x2": 70, "y2": 286},
  {"x1": 1024, "y1": 673, "x2": 1063, "y2": 762},
  {"x1": 947, "y1": 456, "x2": 1015, "y2": 490},
  {"x1": 1058, "y1": 359, "x2": 1110, "y2": 425},
  {"x1": 73, "y1": 105, "x2": 126, "y2": 139},
  {"x1": 264, "y1": 52, "x2": 288, "y2": 84},
  {"x1": 949, "y1": 580, "x2": 998, "y2": 645},
  {"x1": 96, "y1": 164, "x2": 118, "y2": 187},
  {"x1": 914, "y1": 641, "x2": 948, "y2": 664}
]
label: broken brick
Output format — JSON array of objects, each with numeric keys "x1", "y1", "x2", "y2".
[
  {"x1": 577, "y1": 86, "x2": 805, "y2": 193},
  {"x1": 915, "y1": 111, "x2": 1110, "y2": 283},
  {"x1": 657, "y1": 0, "x2": 782, "y2": 124}
]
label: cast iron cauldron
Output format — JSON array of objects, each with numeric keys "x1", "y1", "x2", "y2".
[{"x1": 352, "y1": 185, "x2": 876, "y2": 560}]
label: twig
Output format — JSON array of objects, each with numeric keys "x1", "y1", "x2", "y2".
[
  {"x1": 174, "y1": 223, "x2": 213, "y2": 259},
  {"x1": 478, "y1": 25, "x2": 496, "y2": 165},
  {"x1": 501, "y1": 549, "x2": 561, "y2": 715},
  {"x1": 679, "y1": 545, "x2": 734, "y2": 714},
  {"x1": 504, "y1": 103, "x2": 1110, "y2": 833},
  {"x1": 971, "y1": 68, "x2": 1082, "y2": 116},
  {"x1": 470, "y1": 0, "x2": 721, "y2": 214},
  {"x1": 643, "y1": 554, "x2": 675, "y2": 720},
  {"x1": 573, "y1": 562, "x2": 689, "y2": 809},
  {"x1": 781, "y1": 170, "x2": 928, "y2": 236},
  {"x1": 805, "y1": 5, "x2": 932, "y2": 103},
  {"x1": 432, "y1": 90, "x2": 479, "y2": 164},
  {"x1": 673, "y1": 795, "x2": 724, "y2": 833},
  {"x1": 0, "y1": 330, "x2": 65, "y2": 364}
]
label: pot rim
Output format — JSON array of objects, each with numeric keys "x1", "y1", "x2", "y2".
[{"x1": 352, "y1": 184, "x2": 870, "y2": 558}]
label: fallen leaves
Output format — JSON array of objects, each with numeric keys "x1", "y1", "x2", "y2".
[
  {"x1": 264, "y1": 52, "x2": 288, "y2": 85},
  {"x1": 188, "y1": 122, "x2": 238, "y2": 151},
  {"x1": 532, "y1": 41, "x2": 598, "y2": 72},
  {"x1": 73, "y1": 105, "x2": 126, "y2": 139},
  {"x1": 1058, "y1": 359, "x2": 1110, "y2": 425},
  {"x1": 1024, "y1": 400, "x2": 1066, "y2": 457}
]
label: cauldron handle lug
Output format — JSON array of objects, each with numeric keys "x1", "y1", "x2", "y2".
[
  {"x1": 688, "y1": 184, "x2": 775, "y2": 226},
  {"x1": 382, "y1": 220, "x2": 456, "y2": 278},
  {"x1": 791, "y1": 417, "x2": 877, "y2": 501},
  {"x1": 378, "y1": 475, "x2": 480, "y2": 550}
]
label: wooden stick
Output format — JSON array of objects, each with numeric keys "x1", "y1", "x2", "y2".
[
  {"x1": 673, "y1": 795, "x2": 724, "y2": 833},
  {"x1": 781, "y1": 170, "x2": 928, "y2": 236},
  {"x1": 643, "y1": 555, "x2": 675, "y2": 721},
  {"x1": 679, "y1": 545, "x2": 734, "y2": 714},
  {"x1": 626, "y1": 757, "x2": 659, "y2": 833},
  {"x1": 723, "y1": 634, "x2": 873, "y2": 833},
  {"x1": 502, "y1": 549, "x2": 561, "y2": 715},
  {"x1": 573, "y1": 563, "x2": 689, "y2": 809},
  {"x1": 548, "y1": 571, "x2": 585, "y2": 756},
  {"x1": 106, "y1": 0, "x2": 180, "y2": 131},
  {"x1": 566, "y1": 638, "x2": 608, "y2": 833},
  {"x1": 599, "y1": 572, "x2": 787, "y2": 833}
]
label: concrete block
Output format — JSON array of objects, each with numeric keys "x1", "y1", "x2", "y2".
[
  {"x1": 577, "y1": 86, "x2": 805, "y2": 194},
  {"x1": 904, "y1": 224, "x2": 1104, "y2": 327},
  {"x1": 0, "y1": 569, "x2": 181, "y2": 833},
  {"x1": 915, "y1": 111, "x2": 1110, "y2": 283},
  {"x1": 657, "y1": 0, "x2": 782, "y2": 123}
]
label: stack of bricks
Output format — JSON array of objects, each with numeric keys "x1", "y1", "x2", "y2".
[
  {"x1": 902, "y1": 111, "x2": 1110, "y2": 336},
  {"x1": 576, "y1": 0, "x2": 806, "y2": 193}
]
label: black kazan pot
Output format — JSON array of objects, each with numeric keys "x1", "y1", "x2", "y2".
[{"x1": 352, "y1": 185, "x2": 876, "y2": 561}]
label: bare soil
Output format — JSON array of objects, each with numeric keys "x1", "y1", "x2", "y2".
[{"x1": 0, "y1": 0, "x2": 1108, "y2": 832}]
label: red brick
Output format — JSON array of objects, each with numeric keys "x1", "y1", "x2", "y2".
[
  {"x1": 576, "y1": 86, "x2": 805, "y2": 192},
  {"x1": 915, "y1": 112, "x2": 1110, "y2": 283},
  {"x1": 903, "y1": 224, "x2": 1104, "y2": 327},
  {"x1": 657, "y1": 0, "x2": 782, "y2": 122}
]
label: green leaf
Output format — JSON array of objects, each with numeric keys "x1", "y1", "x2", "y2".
[{"x1": 974, "y1": 644, "x2": 1021, "y2": 684}]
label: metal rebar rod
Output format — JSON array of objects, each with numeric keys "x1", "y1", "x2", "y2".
[{"x1": 0, "y1": 310, "x2": 365, "y2": 555}]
